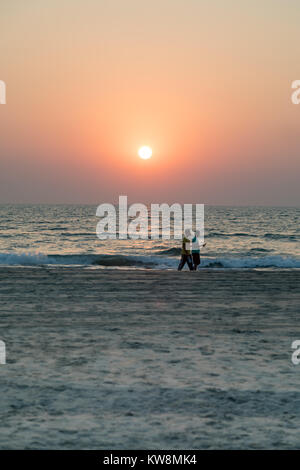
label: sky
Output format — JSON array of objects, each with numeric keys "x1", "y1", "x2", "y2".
[{"x1": 0, "y1": 0, "x2": 300, "y2": 205}]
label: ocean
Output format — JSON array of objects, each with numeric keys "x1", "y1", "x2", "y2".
[
  {"x1": 0, "y1": 205, "x2": 299, "y2": 269},
  {"x1": 0, "y1": 205, "x2": 300, "y2": 449}
]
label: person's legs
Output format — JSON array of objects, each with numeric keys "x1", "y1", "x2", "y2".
[
  {"x1": 178, "y1": 255, "x2": 187, "y2": 271},
  {"x1": 192, "y1": 253, "x2": 200, "y2": 270},
  {"x1": 187, "y1": 255, "x2": 194, "y2": 271}
]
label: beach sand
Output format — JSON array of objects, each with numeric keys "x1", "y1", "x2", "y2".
[{"x1": 0, "y1": 267, "x2": 300, "y2": 449}]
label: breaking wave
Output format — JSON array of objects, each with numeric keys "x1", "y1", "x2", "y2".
[
  {"x1": 0, "y1": 252, "x2": 299, "y2": 269},
  {"x1": 205, "y1": 232, "x2": 298, "y2": 241},
  {"x1": 156, "y1": 247, "x2": 181, "y2": 256},
  {"x1": 0, "y1": 252, "x2": 157, "y2": 268},
  {"x1": 200, "y1": 256, "x2": 300, "y2": 269}
]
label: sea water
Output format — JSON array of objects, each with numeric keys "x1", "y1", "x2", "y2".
[{"x1": 0, "y1": 205, "x2": 299, "y2": 269}]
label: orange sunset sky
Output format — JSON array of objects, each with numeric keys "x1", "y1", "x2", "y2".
[{"x1": 0, "y1": 0, "x2": 300, "y2": 205}]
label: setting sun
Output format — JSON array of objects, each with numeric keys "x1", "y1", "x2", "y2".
[{"x1": 138, "y1": 146, "x2": 152, "y2": 160}]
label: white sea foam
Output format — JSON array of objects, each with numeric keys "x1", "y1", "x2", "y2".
[{"x1": 0, "y1": 252, "x2": 299, "y2": 269}]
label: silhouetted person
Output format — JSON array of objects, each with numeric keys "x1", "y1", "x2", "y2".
[
  {"x1": 191, "y1": 229, "x2": 206, "y2": 270},
  {"x1": 178, "y1": 229, "x2": 193, "y2": 271}
]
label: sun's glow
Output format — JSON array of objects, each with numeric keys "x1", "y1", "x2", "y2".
[{"x1": 138, "y1": 146, "x2": 152, "y2": 160}]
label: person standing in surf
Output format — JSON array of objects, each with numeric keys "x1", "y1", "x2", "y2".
[
  {"x1": 177, "y1": 229, "x2": 194, "y2": 271},
  {"x1": 191, "y1": 229, "x2": 206, "y2": 270}
]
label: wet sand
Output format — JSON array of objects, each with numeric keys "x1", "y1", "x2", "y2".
[{"x1": 0, "y1": 268, "x2": 300, "y2": 449}]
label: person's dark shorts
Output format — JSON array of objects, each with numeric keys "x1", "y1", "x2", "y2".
[{"x1": 192, "y1": 253, "x2": 200, "y2": 265}]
